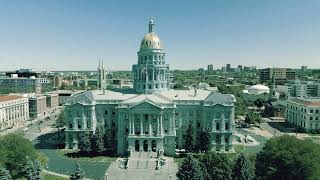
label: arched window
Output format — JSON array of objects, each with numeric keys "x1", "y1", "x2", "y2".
[{"x1": 155, "y1": 55, "x2": 157, "y2": 60}]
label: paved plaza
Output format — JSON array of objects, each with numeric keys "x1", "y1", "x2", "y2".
[{"x1": 106, "y1": 152, "x2": 178, "y2": 180}]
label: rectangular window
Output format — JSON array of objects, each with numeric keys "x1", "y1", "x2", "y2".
[
  {"x1": 216, "y1": 123, "x2": 220, "y2": 131},
  {"x1": 78, "y1": 124, "x2": 81, "y2": 129},
  {"x1": 310, "y1": 110, "x2": 314, "y2": 113},
  {"x1": 225, "y1": 123, "x2": 229, "y2": 130},
  {"x1": 69, "y1": 123, "x2": 73, "y2": 129},
  {"x1": 216, "y1": 112, "x2": 220, "y2": 118},
  {"x1": 105, "y1": 110, "x2": 108, "y2": 115},
  {"x1": 225, "y1": 112, "x2": 230, "y2": 118},
  {"x1": 190, "y1": 110, "x2": 193, "y2": 116},
  {"x1": 310, "y1": 117, "x2": 313, "y2": 120},
  {"x1": 316, "y1": 110, "x2": 319, "y2": 113}
]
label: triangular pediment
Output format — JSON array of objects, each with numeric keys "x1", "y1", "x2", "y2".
[
  {"x1": 129, "y1": 100, "x2": 162, "y2": 110},
  {"x1": 66, "y1": 91, "x2": 93, "y2": 105},
  {"x1": 204, "y1": 93, "x2": 235, "y2": 106}
]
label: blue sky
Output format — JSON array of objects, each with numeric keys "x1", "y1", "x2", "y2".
[{"x1": 0, "y1": 0, "x2": 320, "y2": 71}]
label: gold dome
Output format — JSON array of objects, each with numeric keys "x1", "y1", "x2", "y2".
[
  {"x1": 139, "y1": 18, "x2": 162, "y2": 50},
  {"x1": 140, "y1": 32, "x2": 162, "y2": 50}
]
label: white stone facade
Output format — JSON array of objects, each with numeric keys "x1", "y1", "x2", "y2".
[
  {"x1": 286, "y1": 98, "x2": 320, "y2": 131},
  {"x1": 0, "y1": 95, "x2": 29, "y2": 131}
]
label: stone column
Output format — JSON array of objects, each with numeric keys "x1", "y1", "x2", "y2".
[
  {"x1": 148, "y1": 139, "x2": 151, "y2": 151},
  {"x1": 157, "y1": 115, "x2": 160, "y2": 135},
  {"x1": 129, "y1": 115, "x2": 132, "y2": 135},
  {"x1": 149, "y1": 114, "x2": 152, "y2": 136},
  {"x1": 132, "y1": 114, "x2": 135, "y2": 135},
  {"x1": 73, "y1": 117, "x2": 76, "y2": 130},
  {"x1": 82, "y1": 111, "x2": 86, "y2": 129},
  {"x1": 153, "y1": 69, "x2": 155, "y2": 81},
  {"x1": 140, "y1": 114, "x2": 144, "y2": 135},
  {"x1": 160, "y1": 113, "x2": 164, "y2": 134},
  {"x1": 212, "y1": 118, "x2": 216, "y2": 132},
  {"x1": 139, "y1": 139, "x2": 143, "y2": 151}
]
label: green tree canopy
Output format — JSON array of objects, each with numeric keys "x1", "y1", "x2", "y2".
[
  {"x1": 200, "y1": 152, "x2": 232, "y2": 180},
  {"x1": 91, "y1": 126, "x2": 105, "y2": 154},
  {"x1": 245, "y1": 110, "x2": 261, "y2": 125},
  {"x1": 70, "y1": 162, "x2": 85, "y2": 180},
  {"x1": 255, "y1": 135, "x2": 320, "y2": 180},
  {"x1": 78, "y1": 130, "x2": 91, "y2": 154},
  {"x1": 235, "y1": 96, "x2": 246, "y2": 116},
  {"x1": 185, "y1": 124, "x2": 194, "y2": 153},
  {"x1": 24, "y1": 159, "x2": 35, "y2": 180},
  {"x1": 55, "y1": 110, "x2": 66, "y2": 128},
  {"x1": 0, "y1": 167, "x2": 12, "y2": 180},
  {"x1": 232, "y1": 153, "x2": 255, "y2": 180},
  {"x1": 176, "y1": 154, "x2": 204, "y2": 180},
  {"x1": 0, "y1": 134, "x2": 39, "y2": 178},
  {"x1": 196, "y1": 130, "x2": 211, "y2": 153}
]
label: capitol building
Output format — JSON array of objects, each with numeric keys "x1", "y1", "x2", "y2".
[{"x1": 64, "y1": 19, "x2": 236, "y2": 156}]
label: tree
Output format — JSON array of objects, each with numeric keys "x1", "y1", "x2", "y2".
[
  {"x1": 78, "y1": 130, "x2": 91, "y2": 155},
  {"x1": 196, "y1": 130, "x2": 211, "y2": 153},
  {"x1": 33, "y1": 160, "x2": 42, "y2": 180},
  {"x1": 185, "y1": 124, "x2": 194, "y2": 153},
  {"x1": 235, "y1": 96, "x2": 247, "y2": 116},
  {"x1": 70, "y1": 162, "x2": 85, "y2": 180},
  {"x1": 91, "y1": 126, "x2": 105, "y2": 154},
  {"x1": 255, "y1": 135, "x2": 320, "y2": 180},
  {"x1": 200, "y1": 152, "x2": 232, "y2": 180},
  {"x1": 232, "y1": 153, "x2": 254, "y2": 180},
  {"x1": 176, "y1": 154, "x2": 203, "y2": 180},
  {"x1": 0, "y1": 167, "x2": 12, "y2": 180},
  {"x1": 0, "y1": 134, "x2": 39, "y2": 178},
  {"x1": 245, "y1": 110, "x2": 261, "y2": 126},
  {"x1": 24, "y1": 159, "x2": 35, "y2": 180},
  {"x1": 254, "y1": 99, "x2": 264, "y2": 110},
  {"x1": 55, "y1": 111, "x2": 66, "y2": 128}
]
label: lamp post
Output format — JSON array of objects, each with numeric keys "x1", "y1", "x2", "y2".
[{"x1": 104, "y1": 172, "x2": 108, "y2": 180}]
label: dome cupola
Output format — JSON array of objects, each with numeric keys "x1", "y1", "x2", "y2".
[{"x1": 140, "y1": 18, "x2": 162, "y2": 50}]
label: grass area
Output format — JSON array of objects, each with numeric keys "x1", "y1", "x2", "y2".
[
  {"x1": 304, "y1": 136, "x2": 320, "y2": 144},
  {"x1": 42, "y1": 173, "x2": 68, "y2": 180},
  {"x1": 57, "y1": 149, "x2": 118, "y2": 162},
  {"x1": 40, "y1": 149, "x2": 111, "y2": 180}
]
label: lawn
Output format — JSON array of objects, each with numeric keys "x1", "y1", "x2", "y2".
[
  {"x1": 57, "y1": 149, "x2": 118, "y2": 162},
  {"x1": 33, "y1": 131, "x2": 117, "y2": 179},
  {"x1": 42, "y1": 173, "x2": 68, "y2": 180},
  {"x1": 39, "y1": 149, "x2": 114, "y2": 180}
]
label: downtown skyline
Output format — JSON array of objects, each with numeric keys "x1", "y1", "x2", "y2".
[{"x1": 1, "y1": 0, "x2": 320, "y2": 71}]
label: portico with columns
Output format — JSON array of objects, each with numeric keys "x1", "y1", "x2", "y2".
[{"x1": 117, "y1": 94, "x2": 176, "y2": 156}]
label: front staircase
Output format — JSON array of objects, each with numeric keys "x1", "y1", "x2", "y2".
[{"x1": 127, "y1": 151, "x2": 158, "y2": 170}]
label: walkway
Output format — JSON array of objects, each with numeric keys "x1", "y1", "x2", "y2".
[{"x1": 106, "y1": 152, "x2": 178, "y2": 180}]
